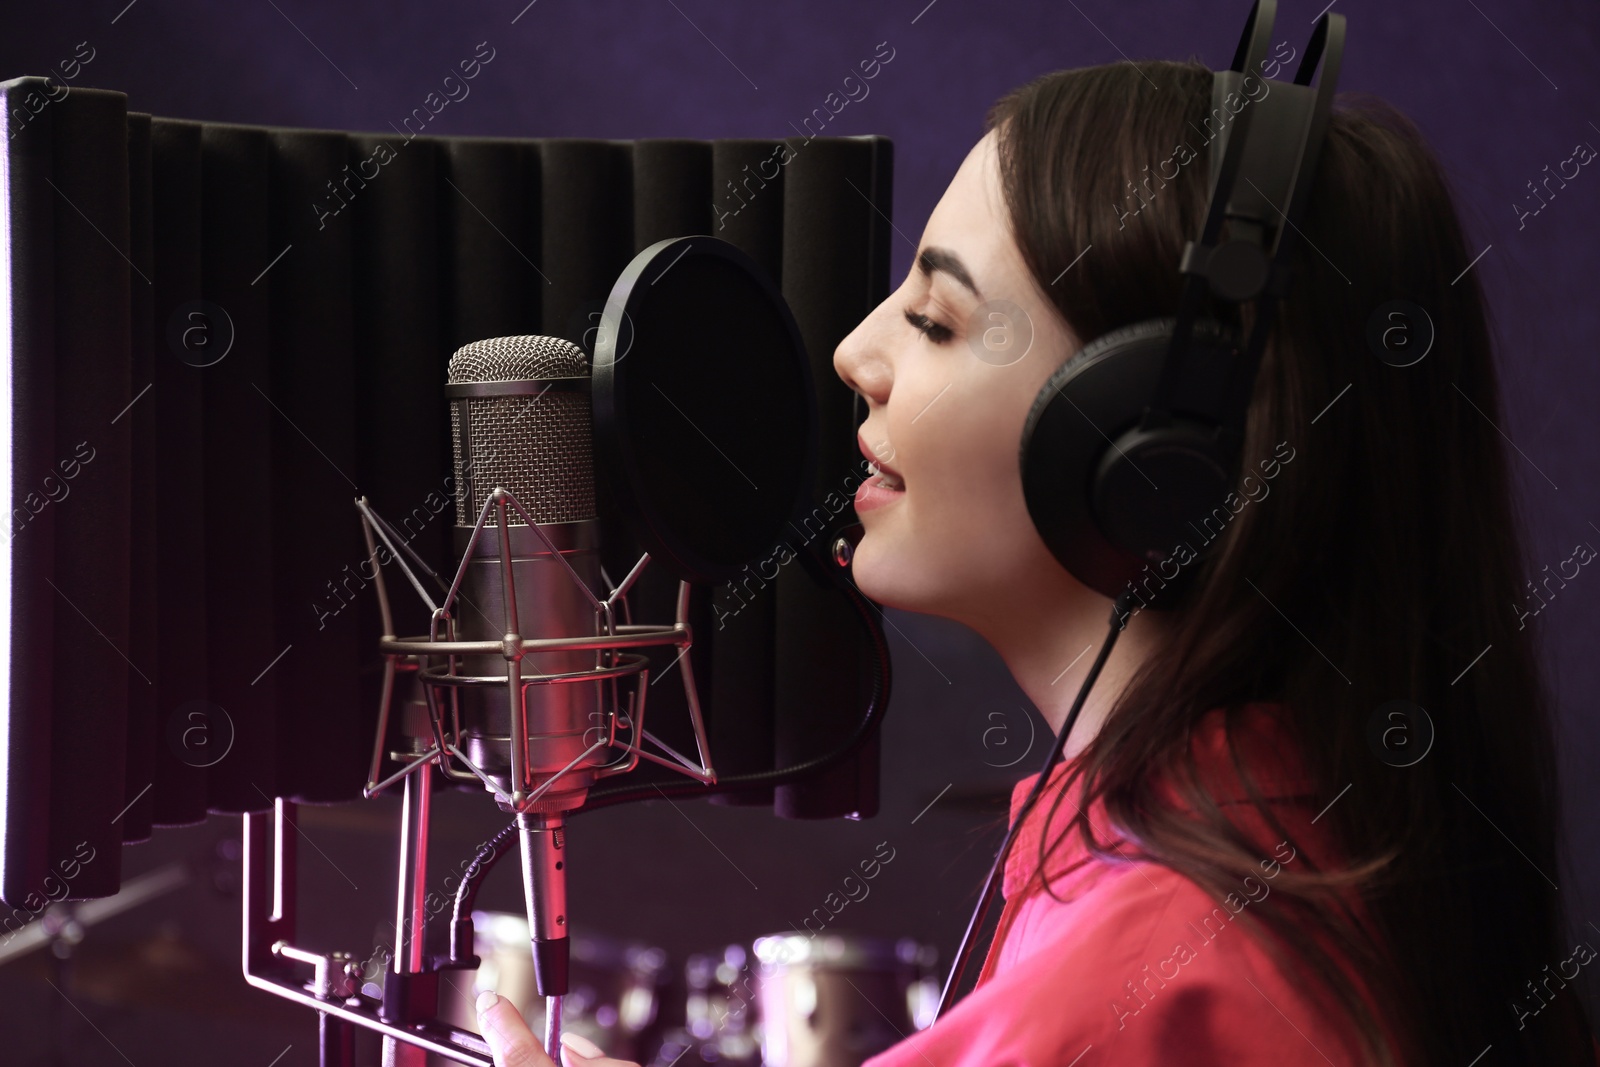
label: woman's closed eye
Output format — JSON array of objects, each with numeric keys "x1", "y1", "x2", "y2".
[{"x1": 904, "y1": 307, "x2": 954, "y2": 344}]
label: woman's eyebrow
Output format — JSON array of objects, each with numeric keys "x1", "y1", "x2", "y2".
[{"x1": 917, "y1": 246, "x2": 982, "y2": 299}]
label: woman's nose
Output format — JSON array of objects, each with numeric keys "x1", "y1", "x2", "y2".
[{"x1": 833, "y1": 302, "x2": 894, "y2": 406}]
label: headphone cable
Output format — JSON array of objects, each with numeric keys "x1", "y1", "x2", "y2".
[{"x1": 933, "y1": 589, "x2": 1142, "y2": 1020}]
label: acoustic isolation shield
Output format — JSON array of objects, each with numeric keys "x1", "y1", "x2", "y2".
[{"x1": 0, "y1": 79, "x2": 894, "y2": 905}]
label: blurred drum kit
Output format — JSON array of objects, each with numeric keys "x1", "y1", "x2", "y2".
[{"x1": 435, "y1": 913, "x2": 939, "y2": 1067}]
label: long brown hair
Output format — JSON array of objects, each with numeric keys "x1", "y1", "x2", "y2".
[{"x1": 985, "y1": 60, "x2": 1594, "y2": 1065}]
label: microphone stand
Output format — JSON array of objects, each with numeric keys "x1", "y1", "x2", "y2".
[
  {"x1": 243, "y1": 796, "x2": 494, "y2": 1067},
  {"x1": 384, "y1": 759, "x2": 435, "y2": 1067},
  {"x1": 242, "y1": 489, "x2": 723, "y2": 1067},
  {"x1": 517, "y1": 810, "x2": 569, "y2": 1056}
]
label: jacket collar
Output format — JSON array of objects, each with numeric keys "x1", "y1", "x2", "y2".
[{"x1": 1002, "y1": 701, "x2": 1316, "y2": 901}]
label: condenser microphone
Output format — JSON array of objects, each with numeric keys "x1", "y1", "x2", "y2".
[
  {"x1": 256, "y1": 236, "x2": 849, "y2": 1067},
  {"x1": 445, "y1": 334, "x2": 608, "y2": 1006}
]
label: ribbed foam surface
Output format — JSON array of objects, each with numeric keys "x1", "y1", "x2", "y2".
[{"x1": 448, "y1": 335, "x2": 594, "y2": 526}]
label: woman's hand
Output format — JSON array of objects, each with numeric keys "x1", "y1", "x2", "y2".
[{"x1": 475, "y1": 991, "x2": 643, "y2": 1067}]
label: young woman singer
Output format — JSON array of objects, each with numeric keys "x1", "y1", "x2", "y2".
[{"x1": 478, "y1": 47, "x2": 1597, "y2": 1067}]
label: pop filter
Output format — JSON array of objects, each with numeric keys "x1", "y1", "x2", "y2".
[{"x1": 592, "y1": 236, "x2": 818, "y2": 586}]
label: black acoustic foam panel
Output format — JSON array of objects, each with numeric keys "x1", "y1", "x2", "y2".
[{"x1": 0, "y1": 78, "x2": 892, "y2": 905}]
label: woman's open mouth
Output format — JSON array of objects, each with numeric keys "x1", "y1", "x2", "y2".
[{"x1": 855, "y1": 459, "x2": 905, "y2": 512}]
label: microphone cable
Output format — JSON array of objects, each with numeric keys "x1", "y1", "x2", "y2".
[{"x1": 934, "y1": 589, "x2": 1141, "y2": 1020}]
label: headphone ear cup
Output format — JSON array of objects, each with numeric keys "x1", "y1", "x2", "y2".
[
  {"x1": 1092, "y1": 416, "x2": 1235, "y2": 563},
  {"x1": 1021, "y1": 317, "x2": 1236, "y2": 602}
]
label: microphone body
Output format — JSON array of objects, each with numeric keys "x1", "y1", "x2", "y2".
[
  {"x1": 451, "y1": 521, "x2": 604, "y2": 812},
  {"x1": 446, "y1": 335, "x2": 603, "y2": 1001}
]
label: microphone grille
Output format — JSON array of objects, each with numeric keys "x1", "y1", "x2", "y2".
[
  {"x1": 447, "y1": 334, "x2": 590, "y2": 383},
  {"x1": 447, "y1": 335, "x2": 594, "y2": 527}
]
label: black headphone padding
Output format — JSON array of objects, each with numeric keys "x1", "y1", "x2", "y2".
[{"x1": 1020, "y1": 317, "x2": 1237, "y2": 601}]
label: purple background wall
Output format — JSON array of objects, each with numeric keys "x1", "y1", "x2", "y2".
[{"x1": 2, "y1": 1, "x2": 1597, "y2": 1063}]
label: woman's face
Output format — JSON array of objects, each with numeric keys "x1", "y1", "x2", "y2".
[{"x1": 833, "y1": 127, "x2": 1090, "y2": 632}]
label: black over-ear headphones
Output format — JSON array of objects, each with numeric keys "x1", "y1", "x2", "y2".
[{"x1": 1019, "y1": 0, "x2": 1345, "y2": 609}]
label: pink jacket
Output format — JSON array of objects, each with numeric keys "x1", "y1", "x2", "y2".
[{"x1": 865, "y1": 703, "x2": 1398, "y2": 1066}]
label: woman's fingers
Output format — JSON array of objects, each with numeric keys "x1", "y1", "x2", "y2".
[
  {"x1": 476, "y1": 992, "x2": 556, "y2": 1067},
  {"x1": 474, "y1": 992, "x2": 643, "y2": 1067}
]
